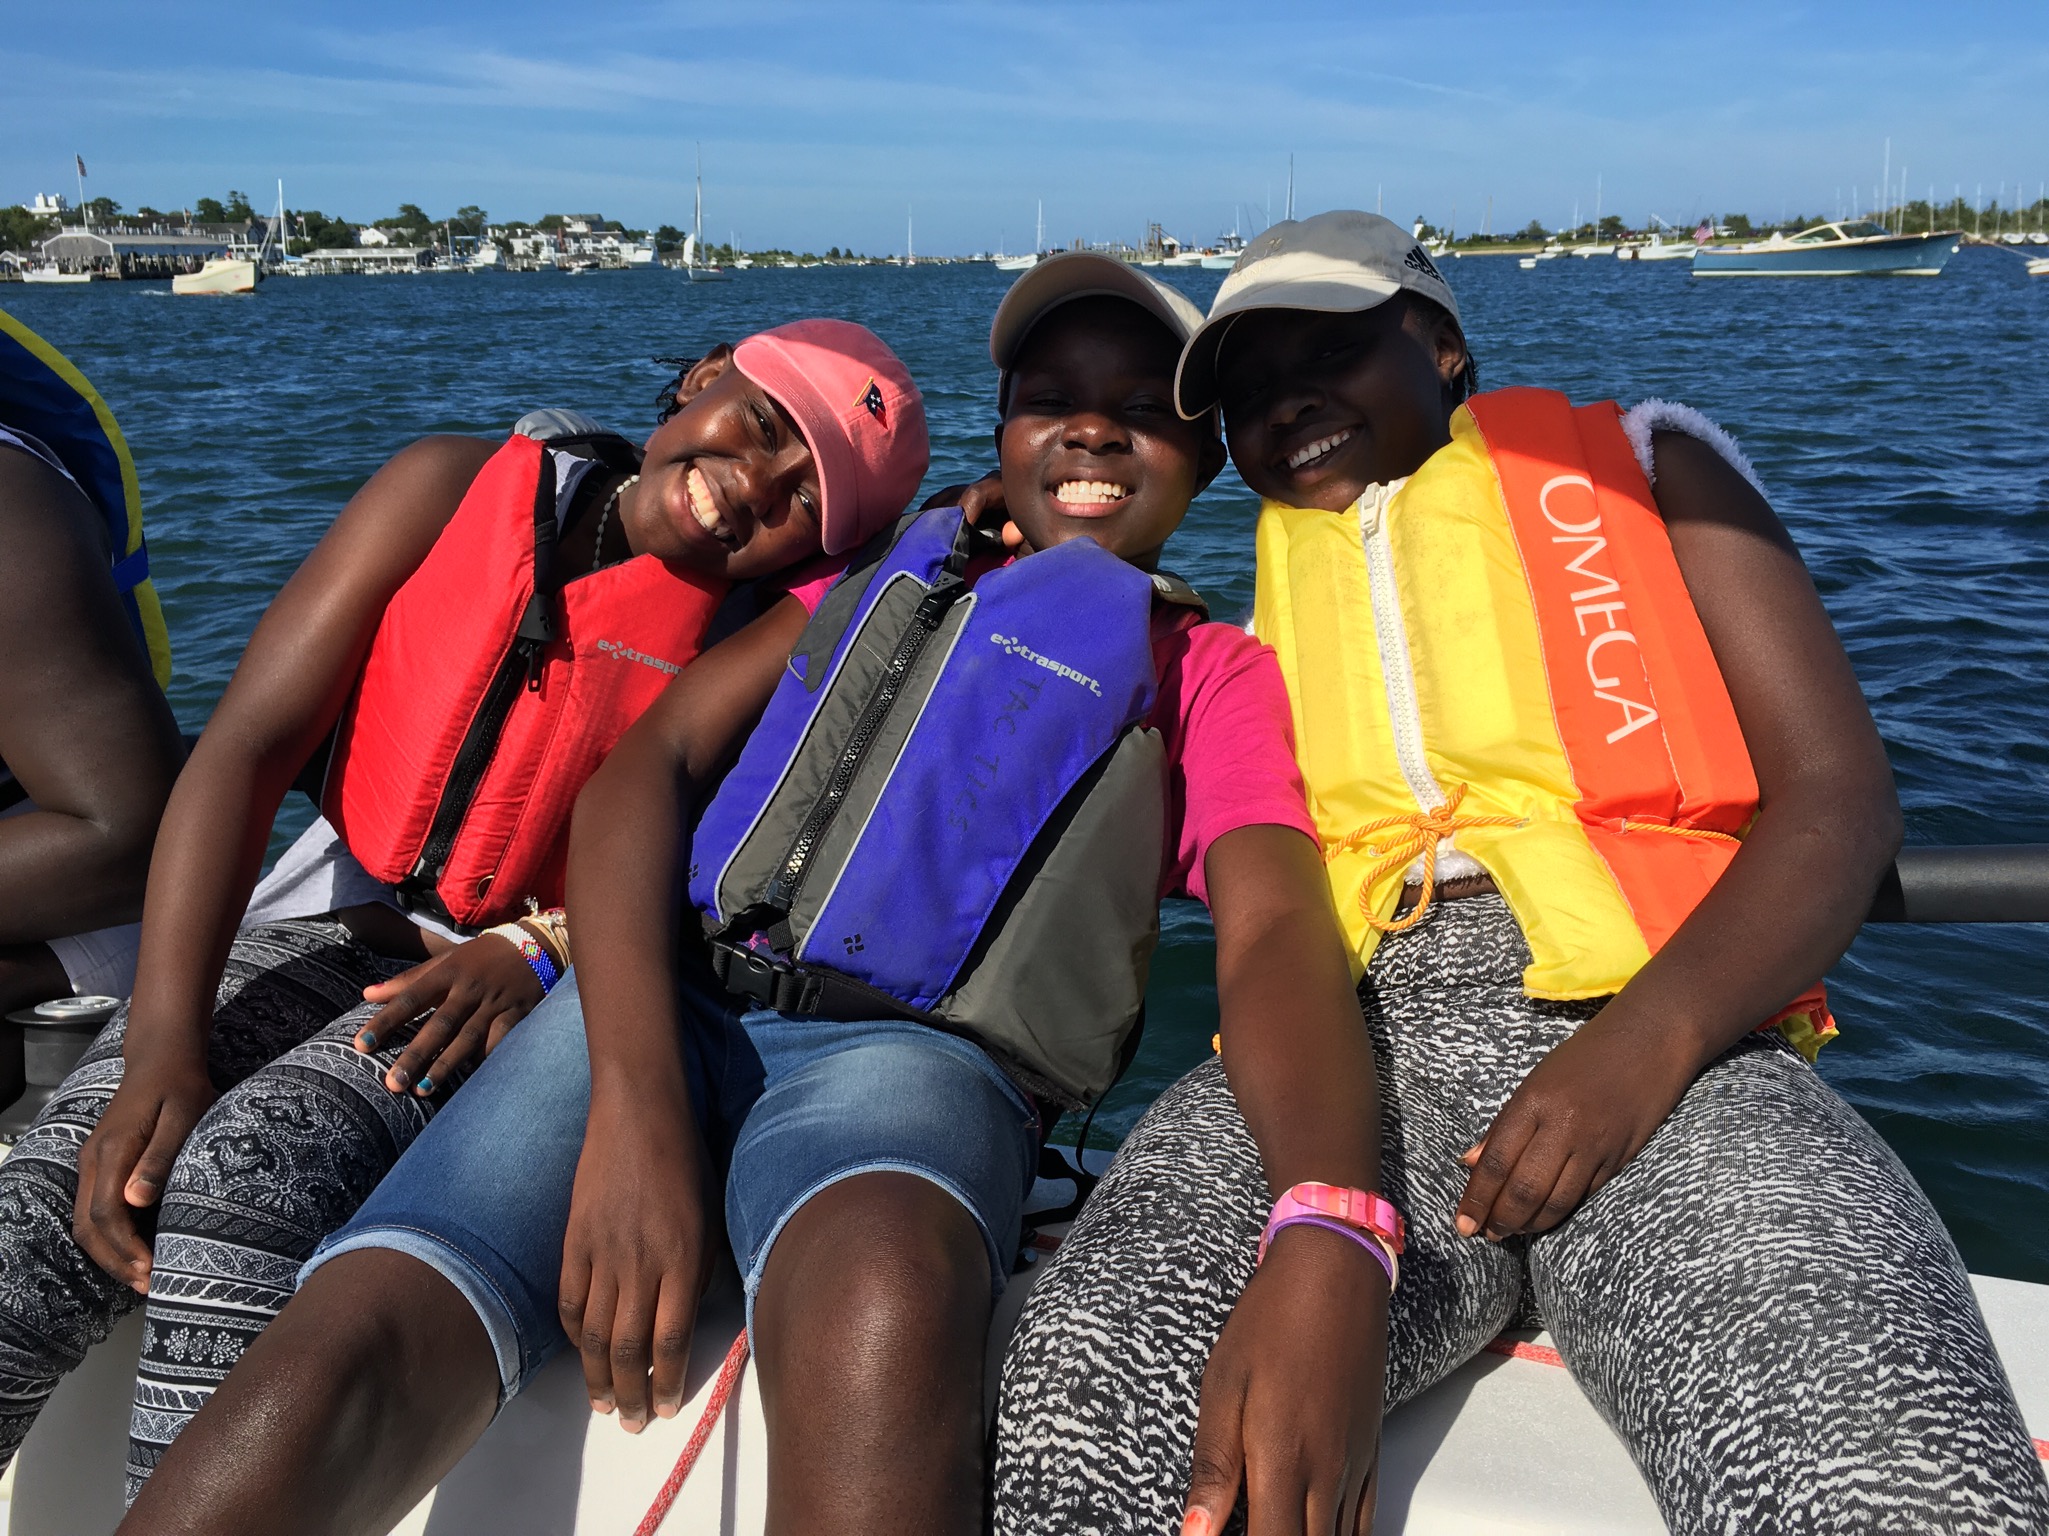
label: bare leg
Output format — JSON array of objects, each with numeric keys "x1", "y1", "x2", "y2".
[
  {"x1": 118, "y1": 1249, "x2": 498, "y2": 1536},
  {"x1": 752, "y1": 1171, "x2": 994, "y2": 1536}
]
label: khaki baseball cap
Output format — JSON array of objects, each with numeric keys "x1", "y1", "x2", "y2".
[
  {"x1": 991, "y1": 251, "x2": 1207, "y2": 406},
  {"x1": 1173, "y1": 210, "x2": 1463, "y2": 419}
]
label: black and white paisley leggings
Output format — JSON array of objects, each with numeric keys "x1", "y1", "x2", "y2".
[
  {"x1": 0, "y1": 917, "x2": 440, "y2": 1503},
  {"x1": 993, "y1": 896, "x2": 2049, "y2": 1535}
]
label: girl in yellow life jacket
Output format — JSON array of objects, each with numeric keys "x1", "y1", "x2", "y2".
[{"x1": 993, "y1": 212, "x2": 2049, "y2": 1536}]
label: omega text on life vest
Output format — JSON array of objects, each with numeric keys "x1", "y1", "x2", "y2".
[{"x1": 1539, "y1": 474, "x2": 1661, "y2": 745}]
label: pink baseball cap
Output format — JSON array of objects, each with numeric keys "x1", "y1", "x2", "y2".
[{"x1": 732, "y1": 320, "x2": 929, "y2": 555}]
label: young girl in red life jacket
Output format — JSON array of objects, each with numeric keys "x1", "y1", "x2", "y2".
[
  {"x1": 0, "y1": 319, "x2": 928, "y2": 1504},
  {"x1": 114, "y1": 257, "x2": 1387, "y2": 1536},
  {"x1": 992, "y1": 213, "x2": 2049, "y2": 1536}
]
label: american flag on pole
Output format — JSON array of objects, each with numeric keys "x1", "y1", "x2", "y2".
[{"x1": 76, "y1": 155, "x2": 87, "y2": 178}]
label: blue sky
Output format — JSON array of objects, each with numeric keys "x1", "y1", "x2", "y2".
[{"x1": 6, "y1": 1, "x2": 2045, "y2": 252}]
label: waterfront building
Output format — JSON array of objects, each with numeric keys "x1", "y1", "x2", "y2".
[{"x1": 35, "y1": 227, "x2": 236, "y2": 279}]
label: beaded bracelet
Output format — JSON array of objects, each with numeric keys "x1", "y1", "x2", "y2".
[
  {"x1": 520, "y1": 903, "x2": 571, "y2": 970},
  {"x1": 484, "y1": 921, "x2": 561, "y2": 994}
]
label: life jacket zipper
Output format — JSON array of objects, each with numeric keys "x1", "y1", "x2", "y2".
[
  {"x1": 1357, "y1": 479, "x2": 1445, "y2": 821},
  {"x1": 762, "y1": 575, "x2": 966, "y2": 918},
  {"x1": 407, "y1": 632, "x2": 546, "y2": 895}
]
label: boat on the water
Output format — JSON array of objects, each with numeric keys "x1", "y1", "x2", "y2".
[
  {"x1": 171, "y1": 257, "x2": 259, "y2": 296},
  {"x1": 1198, "y1": 228, "x2": 1248, "y2": 270},
  {"x1": 0, "y1": 1148, "x2": 2039, "y2": 1536},
  {"x1": 1617, "y1": 232, "x2": 1696, "y2": 263},
  {"x1": 995, "y1": 202, "x2": 1044, "y2": 272},
  {"x1": 2, "y1": 846, "x2": 2045, "y2": 1532},
  {"x1": 1693, "y1": 220, "x2": 1962, "y2": 278},
  {"x1": 682, "y1": 148, "x2": 728, "y2": 282},
  {"x1": 2028, "y1": 256, "x2": 2049, "y2": 277},
  {"x1": 18, "y1": 263, "x2": 92, "y2": 286}
]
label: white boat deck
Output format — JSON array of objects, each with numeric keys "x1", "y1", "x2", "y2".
[{"x1": 2, "y1": 1193, "x2": 2042, "y2": 1535}]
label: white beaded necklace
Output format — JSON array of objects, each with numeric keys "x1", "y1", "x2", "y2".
[{"x1": 591, "y1": 474, "x2": 640, "y2": 572}]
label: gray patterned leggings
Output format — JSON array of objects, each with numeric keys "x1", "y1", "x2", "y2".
[
  {"x1": 993, "y1": 896, "x2": 2049, "y2": 1535},
  {"x1": 0, "y1": 917, "x2": 438, "y2": 1502}
]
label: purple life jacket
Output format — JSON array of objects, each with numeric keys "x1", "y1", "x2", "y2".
[{"x1": 689, "y1": 507, "x2": 1203, "y2": 1105}]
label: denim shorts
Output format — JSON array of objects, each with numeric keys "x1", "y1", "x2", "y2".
[{"x1": 302, "y1": 962, "x2": 1040, "y2": 1399}]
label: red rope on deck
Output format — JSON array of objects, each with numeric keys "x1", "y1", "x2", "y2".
[
  {"x1": 633, "y1": 1332, "x2": 751, "y2": 1536},
  {"x1": 1482, "y1": 1336, "x2": 1564, "y2": 1368}
]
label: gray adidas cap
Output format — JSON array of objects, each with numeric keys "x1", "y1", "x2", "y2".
[
  {"x1": 991, "y1": 251, "x2": 1207, "y2": 407},
  {"x1": 1173, "y1": 210, "x2": 1463, "y2": 419}
]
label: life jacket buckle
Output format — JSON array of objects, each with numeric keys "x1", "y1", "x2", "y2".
[{"x1": 710, "y1": 937, "x2": 815, "y2": 1013}]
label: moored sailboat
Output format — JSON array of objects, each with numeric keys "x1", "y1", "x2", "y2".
[{"x1": 683, "y1": 148, "x2": 727, "y2": 283}]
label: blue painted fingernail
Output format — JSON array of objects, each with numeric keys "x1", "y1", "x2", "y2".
[
  {"x1": 414, "y1": 1076, "x2": 435, "y2": 1096},
  {"x1": 356, "y1": 1030, "x2": 377, "y2": 1051}
]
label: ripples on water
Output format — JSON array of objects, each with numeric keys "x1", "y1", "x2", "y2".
[{"x1": 6, "y1": 248, "x2": 2044, "y2": 1278}]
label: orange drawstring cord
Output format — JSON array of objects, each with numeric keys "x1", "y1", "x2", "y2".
[
  {"x1": 1326, "y1": 795, "x2": 1743, "y2": 939},
  {"x1": 1612, "y1": 820, "x2": 1740, "y2": 845},
  {"x1": 1323, "y1": 783, "x2": 1523, "y2": 934}
]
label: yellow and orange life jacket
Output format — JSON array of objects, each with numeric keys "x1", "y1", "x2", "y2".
[{"x1": 1252, "y1": 387, "x2": 1833, "y2": 1057}]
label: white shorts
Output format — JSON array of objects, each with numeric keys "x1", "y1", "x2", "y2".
[{"x1": 44, "y1": 921, "x2": 142, "y2": 1000}]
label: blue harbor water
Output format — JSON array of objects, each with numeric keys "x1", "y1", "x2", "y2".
[{"x1": 6, "y1": 248, "x2": 2045, "y2": 1280}]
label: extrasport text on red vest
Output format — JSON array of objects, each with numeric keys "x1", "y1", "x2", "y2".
[{"x1": 1538, "y1": 474, "x2": 1661, "y2": 744}]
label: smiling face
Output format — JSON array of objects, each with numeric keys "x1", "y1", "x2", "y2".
[
  {"x1": 997, "y1": 297, "x2": 1223, "y2": 571},
  {"x1": 1215, "y1": 297, "x2": 1470, "y2": 511},
  {"x1": 619, "y1": 349, "x2": 824, "y2": 580}
]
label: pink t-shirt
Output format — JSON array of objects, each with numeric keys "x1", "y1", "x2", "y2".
[
  {"x1": 774, "y1": 555, "x2": 848, "y2": 616},
  {"x1": 1147, "y1": 615, "x2": 1317, "y2": 906}
]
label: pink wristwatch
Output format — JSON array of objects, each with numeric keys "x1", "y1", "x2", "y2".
[{"x1": 1257, "y1": 1183, "x2": 1406, "y2": 1289}]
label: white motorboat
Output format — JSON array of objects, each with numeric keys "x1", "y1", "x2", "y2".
[
  {"x1": 1618, "y1": 233, "x2": 1697, "y2": 262},
  {"x1": 19, "y1": 264, "x2": 92, "y2": 285},
  {"x1": 1693, "y1": 221, "x2": 1962, "y2": 277},
  {"x1": 174, "y1": 184, "x2": 282, "y2": 295},
  {"x1": 1199, "y1": 227, "x2": 1249, "y2": 270},
  {"x1": 171, "y1": 257, "x2": 259, "y2": 296},
  {"x1": 1519, "y1": 257, "x2": 1539, "y2": 269},
  {"x1": 2027, "y1": 256, "x2": 2049, "y2": 276}
]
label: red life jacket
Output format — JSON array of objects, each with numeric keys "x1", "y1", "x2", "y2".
[{"x1": 323, "y1": 427, "x2": 726, "y2": 929}]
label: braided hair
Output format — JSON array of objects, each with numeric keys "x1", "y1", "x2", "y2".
[{"x1": 652, "y1": 356, "x2": 703, "y2": 424}]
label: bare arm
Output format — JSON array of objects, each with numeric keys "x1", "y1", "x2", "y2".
[
  {"x1": 559, "y1": 594, "x2": 809, "y2": 1431},
  {"x1": 1456, "y1": 429, "x2": 1900, "y2": 1240},
  {"x1": 0, "y1": 448, "x2": 183, "y2": 941},
  {"x1": 1624, "y1": 428, "x2": 1899, "y2": 1044},
  {"x1": 123, "y1": 435, "x2": 497, "y2": 1071},
  {"x1": 74, "y1": 434, "x2": 496, "y2": 1289},
  {"x1": 1184, "y1": 824, "x2": 1388, "y2": 1536}
]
